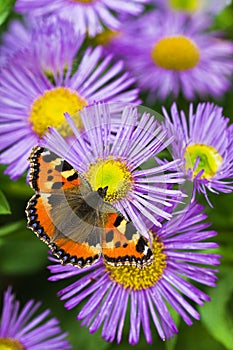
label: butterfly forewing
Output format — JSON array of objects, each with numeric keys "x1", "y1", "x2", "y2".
[{"x1": 27, "y1": 147, "x2": 102, "y2": 267}]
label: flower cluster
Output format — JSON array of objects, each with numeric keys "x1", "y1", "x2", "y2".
[
  {"x1": 0, "y1": 16, "x2": 139, "y2": 179},
  {"x1": 0, "y1": 0, "x2": 233, "y2": 348}
]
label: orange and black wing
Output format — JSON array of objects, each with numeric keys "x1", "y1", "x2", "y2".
[
  {"x1": 28, "y1": 146, "x2": 90, "y2": 194},
  {"x1": 102, "y1": 212, "x2": 154, "y2": 269},
  {"x1": 26, "y1": 147, "x2": 101, "y2": 268}
]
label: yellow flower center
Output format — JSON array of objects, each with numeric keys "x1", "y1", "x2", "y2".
[
  {"x1": 29, "y1": 87, "x2": 88, "y2": 137},
  {"x1": 105, "y1": 237, "x2": 166, "y2": 290},
  {"x1": 151, "y1": 35, "x2": 200, "y2": 71},
  {"x1": 94, "y1": 29, "x2": 121, "y2": 46},
  {"x1": 0, "y1": 338, "x2": 25, "y2": 350},
  {"x1": 169, "y1": 0, "x2": 199, "y2": 11},
  {"x1": 184, "y1": 143, "x2": 223, "y2": 179},
  {"x1": 86, "y1": 158, "x2": 133, "y2": 202},
  {"x1": 70, "y1": 0, "x2": 94, "y2": 3}
]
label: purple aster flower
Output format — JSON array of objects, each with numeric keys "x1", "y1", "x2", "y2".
[
  {"x1": 41, "y1": 102, "x2": 185, "y2": 236},
  {"x1": 15, "y1": 0, "x2": 149, "y2": 37},
  {"x1": 0, "y1": 19, "x2": 140, "y2": 180},
  {"x1": 153, "y1": 0, "x2": 231, "y2": 15},
  {"x1": 162, "y1": 102, "x2": 233, "y2": 202},
  {"x1": 108, "y1": 10, "x2": 233, "y2": 101},
  {"x1": 0, "y1": 286, "x2": 71, "y2": 349},
  {"x1": 0, "y1": 16, "x2": 83, "y2": 71},
  {"x1": 47, "y1": 201, "x2": 220, "y2": 345}
]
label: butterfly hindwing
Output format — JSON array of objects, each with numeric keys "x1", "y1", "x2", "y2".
[
  {"x1": 26, "y1": 192, "x2": 102, "y2": 267},
  {"x1": 102, "y1": 213, "x2": 153, "y2": 268}
]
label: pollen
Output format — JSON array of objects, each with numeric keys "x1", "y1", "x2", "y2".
[
  {"x1": 105, "y1": 237, "x2": 166, "y2": 290},
  {"x1": 184, "y1": 143, "x2": 223, "y2": 179},
  {"x1": 169, "y1": 0, "x2": 199, "y2": 12},
  {"x1": 29, "y1": 87, "x2": 88, "y2": 137},
  {"x1": 86, "y1": 158, "x2": 133, "y2": 202},
  {"x1": 0, "y1": 338, "x2": 25, "y2": 350},
  {"x1": 151, "y1": 35, "x2": 200, "y2": 71}
]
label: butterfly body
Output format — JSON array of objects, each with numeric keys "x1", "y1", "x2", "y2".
[{"x1": 26, "y1": 146, "x2": 153, "y2": 268}]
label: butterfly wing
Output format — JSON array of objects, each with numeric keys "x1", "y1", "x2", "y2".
[
  {"x1": 26, "y1": 146, "x2": 102, "y2": 268},
  {"x1": 26, "y1": 146, "x2": 153, "y2": 269},
  {"x1": 102, "y1": 212, "x2": 154, "y2": 268}
]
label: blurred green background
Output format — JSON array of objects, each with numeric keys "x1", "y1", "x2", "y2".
[{"x1": 0, "y1": 1, "x2": 233, "y2": 349}]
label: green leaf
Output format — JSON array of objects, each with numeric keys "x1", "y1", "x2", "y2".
[
  {"x1": 0, "y1": 190, "x2": 11, "y2": 214},
  {"x1": 204, "y1": 192, "x2": 233, "y2": 231},
  {"x1": 0, "y1": 0, "x2": 16, "y2": 25},
  {"x1": 0, "y1": 220, "x2": 24, "y2": 237},
  {"x1": 176, "y1": 320, "x2": 226, "y2": 350},
  {"x1": 0, "y1": 230, "x2": 48, "y2": 274},
  {"x1": 213, "y1": 6, "x2": 233, "y2": 30},
  {"x1": 215, "y1": 234, "x2": 233, "y2": 264},
  {"x1": 67, "y1": 321, "x2": 110, "y2": 350},
  {"x1": 0, "y1": 167, "x2": 33, "y2": 199},
  {"x1": 199, "y1": 266, "x2": 233, "y2": 350}
]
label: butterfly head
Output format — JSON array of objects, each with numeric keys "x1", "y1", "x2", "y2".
[{"x1": 97, "y1": 186, "x2": 108, "y2": 199}]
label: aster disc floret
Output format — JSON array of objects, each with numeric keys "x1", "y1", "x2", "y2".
[
  {"x1": 109, "y1": 10, "x2": 233, "y2": 101},
  {"x1": 15, "y1": 0, "x2": 149, "y2": 37},
  {"x1": 47, "y1": 201, "x2": 220, "y2": 345},
  {"x1": 0, "y1": 18, "x2": 139, "y2": 180},
  {"x1": 0, "y1": 287, "x2": 71, "y2": 349},
  {"x1": 42, "y1": 102, "x2": 184, "y2": 237},
  {"x1": 163, "y1": 102, "x2": 233, "y2": 201}
]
